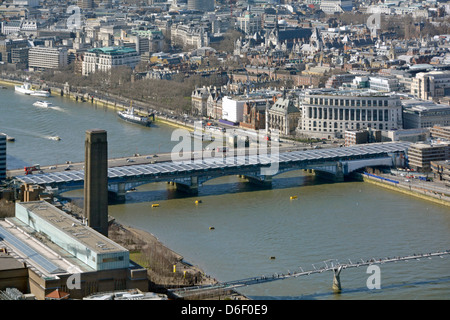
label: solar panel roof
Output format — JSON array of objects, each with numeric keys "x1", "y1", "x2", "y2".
[
  {"x1": 14, "y1": 142, "x2": 411, "y2": 185},
  {"x1": 0, "y1": 225, "x2": 64, "y2": 274}
]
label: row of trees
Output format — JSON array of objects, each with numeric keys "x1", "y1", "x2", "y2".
[{"x1": 37, "y1": 64, "x2": 227, "y2": 114}]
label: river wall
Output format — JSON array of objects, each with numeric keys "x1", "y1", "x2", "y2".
[
  {"x1": 354, "y1": 172, "x2": 450, "y2": 207},
  {"x1": 0, "y1": 77, "x2": 195, "y2": 131}
]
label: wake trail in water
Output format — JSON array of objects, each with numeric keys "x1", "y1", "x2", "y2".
[{"x1": 49, "y1": 106, "x2": 66, "y2": 112}]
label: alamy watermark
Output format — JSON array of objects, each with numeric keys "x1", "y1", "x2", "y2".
[
  {"x1": 366, "y1": 265, "x2": 382, "y2": 290},
  {"x1": 66, "y1": 273, "x2": 81, "y2": 290},
  {"x1": 67, "y1": 6, "x2": 83, "y2": 30},
  {"x1": 170, "y1": 121, "x2": 280, "y2": 176},
  {"x1": 367, "y1": 13, "x2": 381, "y2": 37}
]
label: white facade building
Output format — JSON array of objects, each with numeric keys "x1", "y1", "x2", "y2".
[
  {"x1": 82, "y1": 46, "x2": 140, "y2": 76},
  {"x1": 411, "y1": 71, "x2": 450, "y2": 100},
  {"x1": 221, "y1": 96, "x2": 246, "y2": 123},
  {"x1": 237, "y1": 12, "x2": 262, "y2": 35},
  {"x1": 320, "y1": 0, "x2": 353, "y2": 14},
  {"x1": 28, "y1": 46, "x2": 68, "y2": 71},
  {"x1": 369, "y1": 76, "x2": 401, "y2": 93},
  {"x1": 12, "y1": 0, "x2": 39, "y2": 7},
  {"x1": 297, "y1": 89, "x2": 403, "y2": 138}
]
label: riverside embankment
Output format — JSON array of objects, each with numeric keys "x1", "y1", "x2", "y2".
[
  {"x1": 355, "y1": 172, "x2": 450, "y2": 207},
  {"x1": 0, "y1": 76, "x2": 197, "y2": 132}
]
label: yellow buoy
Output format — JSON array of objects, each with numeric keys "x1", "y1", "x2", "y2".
[
  {"x1": 152, "y1": 204, "x2": 159, "y2": 208},
  {"x1": 290, "y1": 196, "x2": 298, "y2": 200}
]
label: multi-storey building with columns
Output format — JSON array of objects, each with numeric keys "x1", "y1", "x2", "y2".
[{"x1": 296, "y1": 89, "x2": 403, "y2": 139}]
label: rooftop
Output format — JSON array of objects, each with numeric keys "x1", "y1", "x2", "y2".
[
  {"x1": 17, "y1": 201, "x2": 127, "y2": 256},
  {"x1": 88, "y1": 46, "x2": 137, "y2": 55},
  {"x1": 304, "y1": 88, "x2": 394, "y2": 97}
]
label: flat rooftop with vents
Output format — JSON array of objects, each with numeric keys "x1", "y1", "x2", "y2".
[{"x1": 11, "y1": 201, "x2": 129, "y2": 272}]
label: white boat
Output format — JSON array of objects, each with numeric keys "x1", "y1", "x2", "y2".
[
  {"x1": 15, "y1": 83, "x2": 50, "y2": 97},
  {"x1": 31, "y1": 90, "x2": 51, "y2": 97},
  {"x1": 49, "y1": 136, "x2": 61, "y2": 141},
  {"x1": 117, "y1": 106, "x2": 152, "y2": 127},
  {"x1": 33, "y1": 100, "x2": 53, "y2": 108}
]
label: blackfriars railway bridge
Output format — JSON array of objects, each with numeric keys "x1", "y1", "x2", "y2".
[{"x1": 13, "y1": 142, "x2": 411, "y2": 201}]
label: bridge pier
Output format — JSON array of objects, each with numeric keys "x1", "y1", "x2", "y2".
[
  {"x1": 175, "y1": 176, "x2": 199, "y2": 194},
  {"x1": 332, "y1": 266, "x2": 343, "y2": 293},
  {"x1": 313, "y1": 170, "x2": 344, "y2": 182},
  {"x1": 313, "y1": 162, "x2": 345, "y2": 182},
  {"x1": 243, "y1": 175, "x2": 273, "y2": 187},
  {"x1": 107, "y1": 182, "x2": 128, "y2": 203}
]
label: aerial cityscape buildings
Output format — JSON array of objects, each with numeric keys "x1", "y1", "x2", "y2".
[{"x1": 0, "y1": 0, "x2": 450, "y2": 302}]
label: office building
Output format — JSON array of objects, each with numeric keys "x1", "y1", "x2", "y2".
[
  {"x1": 82, "y1": 46, "x2": 140, "y2": 76},
  {"x1": 402, "y1": 102, "x2": 450, "y2": 129},
  {"x1": 344, "y1": 129, "x2": 381, "y2": 147},
  {"x1": 222, "y1": 96, "x2": 246, "y2": 123},
  {"x1": 0, "y1": 201, "x2": 147, "y2": 300},
  {"x1": 28, "y1": 46, "x2": 68, "y2": 71},
  {"x1": 411, "y1": 71, "x2": 450, "y2": 100},
  {"x1": 297, "y1": 89, "x2": 403, "y2": 139},
  {"x1": 407, "y1": 142, "x2": 450, "y2": 172},
  {"x1": 0, "y1": 39, "x2": 29, "y2": 63},
  {"x1": 12, "y1": 0, "x2": 39, "y2": 6},
  {"x1": 77, "y1": 0, "x2": 94, "y2": 10},
  {"x1": 430, "y1": 125, "x2": 450, "y2": 141},
  {"x1": 187, "y1": 0, "x2": 214, "y2": 12},
  {"x1": 320, "y1": 0, "x2": 353, "y2": 14},
  {"x1": 369, "y1": 76, "x2": 401, "y2": 93},
  {"x1": 10, "y1": 47, "x2": 29, "y2": 69},
  {"x1": 431, "y1": 160, "x2": 450, "y2": 187},
  {"x1": 84, "y1": 129, "x2": 108, "y2": 237},
  {"x1": 266, "y1": 95, "x2": 301, "y2": 136},
  {"x1": 237, "y1": 12, "x2": 262, "y2": 35}
]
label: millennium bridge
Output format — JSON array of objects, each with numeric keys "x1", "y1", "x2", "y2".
[
  {"x1": 14, "y1": 142, "x2": 411, "y2": 201},
  {"x1": 168, "y1": 249, "x2": 450, "y2": 299}
]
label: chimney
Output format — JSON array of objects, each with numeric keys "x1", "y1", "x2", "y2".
[{"x1": 84, "y1": 129, "x2": 108, "y2": 237}]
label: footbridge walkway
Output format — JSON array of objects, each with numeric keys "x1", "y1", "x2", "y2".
[{"x1": 168, "y1": 250, "x2": 450, "y2": 299}]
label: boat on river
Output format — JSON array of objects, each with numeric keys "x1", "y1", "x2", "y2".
[
  {"x1": 117, "y1": 104, "x2": 151, "y2": 127},
  {"x1": 15, "y1": 83, "x2": 51, "y2": 97},
  {"x1": 33, "y1": 100, "x2": 53, "y2": 108}
]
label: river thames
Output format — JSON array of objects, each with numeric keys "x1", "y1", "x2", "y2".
[{"x1": 1, "y1": 84, "x2": 449, "y2": 299}]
